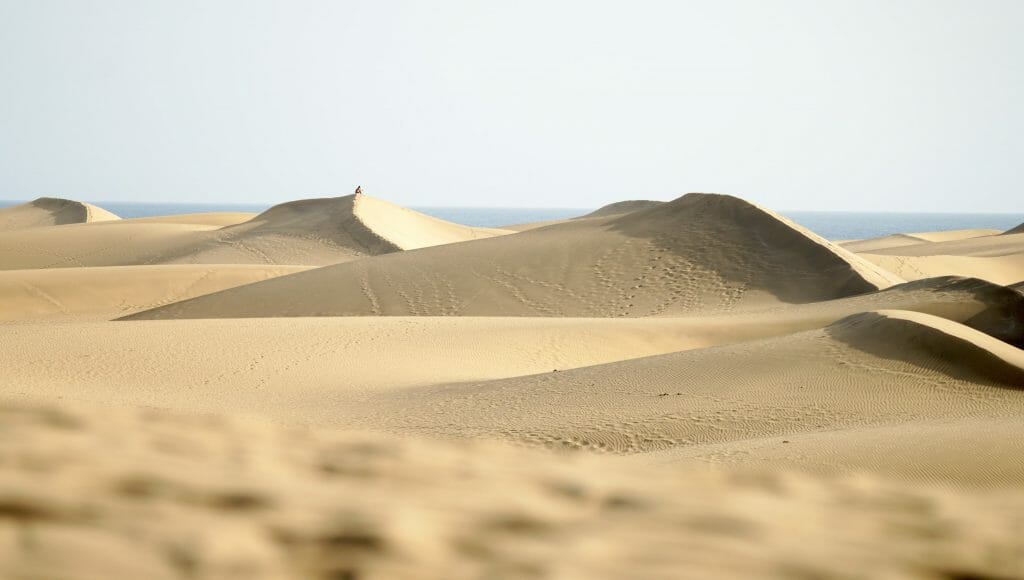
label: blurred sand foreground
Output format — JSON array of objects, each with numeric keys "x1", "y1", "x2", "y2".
[{"x1": 1, "y1": 193, "x2": 1023, "y2": 579}]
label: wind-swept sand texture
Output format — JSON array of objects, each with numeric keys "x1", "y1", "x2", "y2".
[
  {"x1": 0, "y1": 194, "x2": 511, "y2": 269},
  {"x1": 2, "y1": 399, "x2": 1023, "y2": 580},
  {"x1": 128, "y1": 193, "x2": 902, "y2": 319},
  {"x1": 0, "y1": 197, "x2": 119, "y2": 230},
  {"x1": 0, "y1": 264, "x2": 310, "y2": 321}
]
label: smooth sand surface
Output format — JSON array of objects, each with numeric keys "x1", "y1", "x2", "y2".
[
  {"x1": 126, "y1": 193, "x2": 902, "y2": 319},
  {"x1": 0, "y1": 264, "x2": 311, "y2": 321},
  {"x1": 841, "y1": 228, "x2": 1000, "y2": 253},
  {"x1": 0, "y1": 197, "x2": 120, "y2": 230},
  {"x1": 3, "y1": 193, "x2": 1024, "y2": 578},
  {"x1": 860, "y1": 252, "x2": 1024, "y2": 286}
]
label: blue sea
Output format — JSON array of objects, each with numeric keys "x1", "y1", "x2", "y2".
[{"x1": 1, "y1": 200, "x2": 1022, "y2": 241}]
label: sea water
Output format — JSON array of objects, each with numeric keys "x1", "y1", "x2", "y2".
[{"x1": 1, "y1": 200, "x2": 1021, "y2": 241}]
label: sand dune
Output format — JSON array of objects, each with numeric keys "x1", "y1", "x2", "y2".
[
  {"x1": 841, "y1": 229, "x2": 1000, "y2": 253},
  {"x1": 0, "y1": 194, "x2": 509, "y2": 269},
  {"x1": 194, "y1": 193, "x2": 510, "y2": 264},
  {"x1": 830, "y1": 309, "x2": 1024, "y2": 383},
  {"x1": 1006, "y1": 222, "x2": 1024, "y2": 235},
  {"x1": 4, "y1": 400, "x2": 1022, "y2": 580},
  {"x1": 127, "y1": 193, "x2": 902, "y2": 319},
  {"x1": 580, "y1": 199, "x2": 665, "y2": 218},
  {"x1": 841, "y1": 233, "x2": 934, "y2": 253},
  {"x1": 338, "y1": 310, "x2": 1024, "y2": 484},
  {"x1": 0, "y1": 264, "x2": 310, "y2": 321},
  {"x1": 8, "y1": 281, "x2": 1024, "y2": 486},
  {"x1": 865, "y1": 231, "x2": 1024, "y2": 258},
  {"x1": 3, "y1": 191, "x2": 1024, "y2": 576},
  {"x1": 3, "y1": 275, "x2": 1016, "y2": 401},
  {"x1": 0, "y1": 197, "x2": 119, "y2": 230},
  {"x1": 856, "y1": 231, "x2": 1024, "y2": 286},
  {"x1": 859, "y1": 252, "x2": 1024, "y2": 286}
]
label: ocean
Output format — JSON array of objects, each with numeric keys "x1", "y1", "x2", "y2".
[{"x1": 1, "y1": 200, "x2": 1022, "y2": 241}]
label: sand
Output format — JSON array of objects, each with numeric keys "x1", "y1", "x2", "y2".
[
  {"x1": 0, "y1": 264, "x2": 311, "y2": 321},
  {"x1": 0, "y1": 197, "x2": 120, "y2": 230},
  {"x1": 2, "y1": 193, "x2": 1024, "y2": 578},
  {"x1": 0, "y1": 194, "x2": 510, "y2": 269},
  {"x1": 124, "y1": 193, "x2": 902, "y2": 319},
  {"x1": 579, "y1": 199, "x2": 665, "y2": 218},
  {"x1": 852, "y1": 231, "x2": 1024, "y2": 286},
  {"x1": 840, "y1": 228, "x2": 1001, "y2": 253},
  {"x1": 2, "y1": 399, "x2": 1022, "y2": 580}
]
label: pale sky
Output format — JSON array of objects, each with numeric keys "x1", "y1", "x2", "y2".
[{"x1": 1, "y1": 0, "x2": 1021, "y2": 211}]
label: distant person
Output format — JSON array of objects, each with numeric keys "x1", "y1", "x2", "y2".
[{"x1": 354, "y1": 186, "x2": 362, "y2": 195}]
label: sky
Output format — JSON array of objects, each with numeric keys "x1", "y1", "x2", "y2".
[{"x1": 0, "y1": 0, "x2": 1021, "y2": 211}]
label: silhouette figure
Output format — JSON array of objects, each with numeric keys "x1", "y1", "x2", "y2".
[{"x1": 355, "y1": 186, "x2": 363, "y2": 195}]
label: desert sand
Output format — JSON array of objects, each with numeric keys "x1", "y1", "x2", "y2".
[
  {"x1": 0, "y1": 197, "x2": 120, "y2": 230},
  {"x1": 0, "y1": 193, "x2": 508, "y2": 270},
  {"x1": 851, "y1": 229, "x2": 1024, "y2": 286},
  {"x1": 1, "y1": 192, "x2": 1023, "y2": 579}
]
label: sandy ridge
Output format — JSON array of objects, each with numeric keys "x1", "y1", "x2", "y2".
[
  {"x1": 124, "y1": 193, "x2": 903, "y2": 320},
  {"x1": 0, "y1": 194, "x2": 512, "y2": 269}
]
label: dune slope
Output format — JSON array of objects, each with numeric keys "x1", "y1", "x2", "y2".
[
  {"x1": 331, "y1": 311, "x2": 1024, "y2": 484},
  {"x1": 0, "y1": 197, "x2": 119, "y2": 230},
  {"x1": 128, "y1": 193, "x2": 903, "y2": 319},
  {"x1": 189, "y1": 193, "x2": 510, "y2": 264}
]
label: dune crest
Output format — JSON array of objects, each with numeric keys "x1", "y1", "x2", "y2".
[
  {"x1": 221, "y1": 193, "x2": 509, "y2": 253},
  {"x1": 0, "y1": 197, "x2": 120, "y2": 230},
  {"x1": 1006, "y1": 222, "x2": 1024, "y2": 235},
  {"x1": 126, "y1": 192, "x2": 903, "y2": 319},
  {"x1": 580, "y1": 199, "x2": 664, "y2": 218}
]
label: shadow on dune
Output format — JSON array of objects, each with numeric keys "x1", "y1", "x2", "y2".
[{"x1": 826, "y1": 311, "x2": 1024, "y2": 389}]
